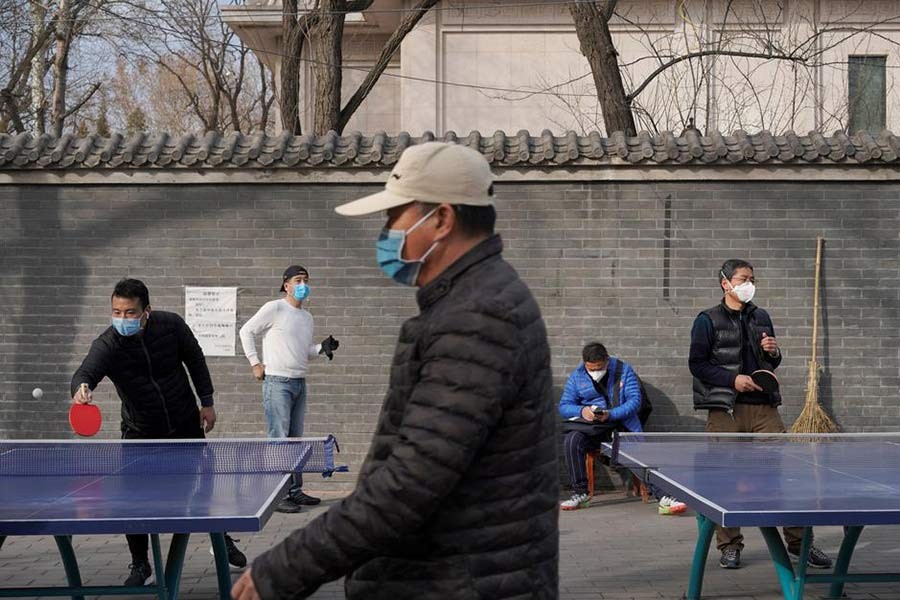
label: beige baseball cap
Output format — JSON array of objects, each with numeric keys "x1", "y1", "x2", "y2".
[{"x1": 335, "y1": 142, "x2": 494, "y2": 216}]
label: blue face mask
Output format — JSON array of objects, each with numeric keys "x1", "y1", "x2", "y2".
[
  {"x1": 376, "y1": 209, "x2": 439, "y2": 286},
  {"x1": 292, "y1": 282, "x2": 310, "y2": 301},
  {"x1": 112, "y1": 314, "x2": 143, "y2": 337}
]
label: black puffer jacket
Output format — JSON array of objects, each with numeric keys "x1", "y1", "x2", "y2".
[
  {"x1": 71, "y1": 310, "x2": 214, "y2": 435},
  {"x1": 252, "y1": 235, "x2": 559, "y2": 600}
]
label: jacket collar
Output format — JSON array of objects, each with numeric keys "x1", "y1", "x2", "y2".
[
  {"x1": 416, "y1": 234, "x2": 503, "y2": 309},
  {"x1": 580, "y1": 356, "x2": 617, "y2": 380},
  {"x1": 720, "y1": 298, "x2": 757, "y2": 316}
]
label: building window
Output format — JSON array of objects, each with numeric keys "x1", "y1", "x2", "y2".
[{"x1": 848, "y1": 55, "x2": 886, "y2": 134}]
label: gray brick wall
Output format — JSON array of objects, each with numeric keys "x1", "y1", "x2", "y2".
[{"x1": 2, "y1": 179, "x2": 899, "y2": 491}]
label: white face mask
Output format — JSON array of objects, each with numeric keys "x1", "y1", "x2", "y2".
[
  {"x1": 588, "y1": 369, "x2": 607, "y2": 382},
  {"x1": 722, "y1": 271, "x2": 756, "y2": 304},
  {"x1": 732, "y1": 282, "x2": 755, "y2": 303}
]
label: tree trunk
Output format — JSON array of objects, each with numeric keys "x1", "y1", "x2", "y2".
[
  {"x1": 0, "y1": 15, "x2": 56, "y2": 133},
  {"x1": 568, "y1": 2, "x2": 636, "y2": 136},
  {"x1": 258, "y1": 60, "x2": 272, "y2": 131},
  {"x1": 50, "y1": 0, "x2": 72, "y2": 137},
  {"x1": 279, "y1": 0, "x2": 304, "y2": 134},
  {"x1": 30, "y1": 1, "x2": 48, "y2": 135},
  {"x1": 310, "y1": 0, "x2": 345, "y2": 134}
]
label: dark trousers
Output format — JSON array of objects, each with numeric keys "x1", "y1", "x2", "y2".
[
  {"x1": 706, "y1": 404, "x2": 806, "y2": 552},
  {"x1": 122, "y1": 413, "x2": 204, "y2": 563},
  {"x1": 563, "y1": 430, "x2": 614, "y2": 495}
]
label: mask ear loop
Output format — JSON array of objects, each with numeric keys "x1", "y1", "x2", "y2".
[
  {"x1": 720, "y1": 270, "x2": 736, "y2": 293},
  {"x1": 397, "y1": 207, "x2": 440, "y2": 265}
]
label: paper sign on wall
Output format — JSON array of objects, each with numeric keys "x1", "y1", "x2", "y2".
[{"x1": 185, "y1": 287, "x2": 237, "y2": 357}]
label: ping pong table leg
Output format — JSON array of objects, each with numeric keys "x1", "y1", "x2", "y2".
[
  {"x1": 760, "y1": 526, "x2": 807, "y2": 600},
  {"x1": 209, "y1": 532, "x2": 232, "y2": 600},
  {"x1": 150, "y1": 534, "x2": 168, "y2": 600},
  {"x1": 827, "y1": 525, "x2": 863, "y2": 599},
  {"x1": 163, "y1": 533, "x2": 191, "y2": 600},
  {"x1": 53, "y1": 535, "x2": 85, "y2": 600},
  {"x1": 685, "y1": 515, "x2": 716, "y2": 600}
]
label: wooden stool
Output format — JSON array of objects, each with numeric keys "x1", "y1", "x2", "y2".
[{"x1": 586, "y1": 450, "x2": 650, "y2": 502}]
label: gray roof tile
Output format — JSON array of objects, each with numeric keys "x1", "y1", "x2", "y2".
[{"x1": 2, "y1": 130, "x2": 900, "y2": 170}]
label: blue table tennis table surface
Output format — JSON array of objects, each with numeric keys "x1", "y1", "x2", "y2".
[
  {"x1": 603, "y1": 432, "x2": 900, "y2": 600},
  {"x1": 0, "y1": 437, "x2": 345, "y2": 600},
  {"x1": 605, "y1": 432, "x2": 900, "y2": 527}
]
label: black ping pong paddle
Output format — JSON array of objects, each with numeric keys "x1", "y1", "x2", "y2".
[{"x1": 751, "y1": 369, "x2": 779, "y2": 393}]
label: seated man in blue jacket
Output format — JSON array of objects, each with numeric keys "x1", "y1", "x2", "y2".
[{"x1": 558, "y1": 342, "x2": 686, "y2": 514}]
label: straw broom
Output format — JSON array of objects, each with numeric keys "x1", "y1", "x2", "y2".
[{"x1": 790, "y1": 236, "x2": 839, "y2": 433}]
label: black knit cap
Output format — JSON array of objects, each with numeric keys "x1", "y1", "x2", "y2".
[{"x1": 280, "y1": 265, "x2": 309, "y2": 292}]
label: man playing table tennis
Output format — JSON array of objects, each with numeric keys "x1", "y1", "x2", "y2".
[
  {"x1": 70, "y1": 278, "x2": 247, "y2": 586},
  {"x1": 239, "y1": 264, "x2": 340, "y2": 513},
  {"x1": 689, "y1": 260, "x2": 832, "y2": 570}
]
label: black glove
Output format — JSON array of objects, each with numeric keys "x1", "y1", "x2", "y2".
[{"x1": 319, "y1": 335, "x2": 339, "y2": 360}]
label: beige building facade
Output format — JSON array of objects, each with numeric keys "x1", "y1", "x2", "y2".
[{"x1": 223, "y1": 0, "x2": 900, "y2": 135}]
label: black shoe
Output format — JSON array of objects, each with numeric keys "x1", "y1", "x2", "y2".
[
  {"x1": 719, "y1": 547, "x2": 741, "y2": 569},
  {"x1": 275, "y1": 495, "x2": 303, "y2": 513},
  {"x1": 124, "y1": 560, "x2": 153, "y2": 586},
  {"x1": 292, "y1": 490, "x2": 321, "y2": 506},
  {"x1": 223, "y1": 535, "x2": 247, "y2": 568},
  {"x1": 789, "y1": 545, "x2": 833, "y2": 569}
]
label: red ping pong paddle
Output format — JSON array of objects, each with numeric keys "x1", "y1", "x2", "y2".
[
  {"x1": 70, "y1": 384, "x2": 102, "y2": 436},
  {"x1": 750, "y1": 369, "x2": 779, "y2": 393}
]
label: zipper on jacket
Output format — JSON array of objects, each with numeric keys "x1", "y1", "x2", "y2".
[{"x1": 140, "y1": 337, "x2": 173, "y2": 434}]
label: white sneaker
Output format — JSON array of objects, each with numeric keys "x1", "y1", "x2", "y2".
[
  {"x1": 560, "y1": 493, "x2": 590, "y2": 511},
  {"x1": 658, "y1": 495, "x2": 688, "y2": 515}
]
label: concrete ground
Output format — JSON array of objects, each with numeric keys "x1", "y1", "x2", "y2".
[{"x1": 2, "y1": 487, "x2": 899, "y2": 600}]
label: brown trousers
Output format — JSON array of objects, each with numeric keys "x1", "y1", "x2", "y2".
[{"x1": 705, "y1": 404, "x2": 808, "y2": 552}]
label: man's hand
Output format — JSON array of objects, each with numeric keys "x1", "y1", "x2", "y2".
[
  {"x1": 73, "y1": 383, "x2": 92, "y2": 404},
  {"x1": 319, "y1": 335, "x2": 340, "y2": 360},
  {"x1": 595, "y1": 409, "x2": 610, "y2": 423},
  {"x1": 734, "y1": 374, "x2": 763, "y2": 393},
  {"x1": 252, "y1": 364, "x2": 266, "y2": 381},
  {"x1": 580, "y1": 406, "x2": 598, "y2": 421},
  {"x1": 760, "y1": 332, "x2": 778, "y2": 356},
  {"x1": 231, "y1": 569, "x2": 261, "y2": 600},
  {"x1": 200, "y1": 406, "x2": 217, "y2": 433}
]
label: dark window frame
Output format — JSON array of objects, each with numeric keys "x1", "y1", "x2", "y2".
[{"x1": 848, "y1": 55, "x2": 887, "y2": 134}]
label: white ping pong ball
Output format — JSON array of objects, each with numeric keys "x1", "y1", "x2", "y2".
[{"x1": 32, "y1": 388, "x2": 44, "y2": 399}]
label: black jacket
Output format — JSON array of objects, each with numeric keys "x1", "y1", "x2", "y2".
[
  {"x1": 252, "y1": 235, "x2": 559, "y2": 600},
  {"x1": 690, "y1": 301, "x2": 782, "y2": 411},
  {"x1": 71, "y1": 310, "x2": 214, "y2": 435}
]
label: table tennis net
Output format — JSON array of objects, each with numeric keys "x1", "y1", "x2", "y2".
[
  {"x1": 0, "y1": 437, "x2": 343, "y2": 476},
  {"x1": 608, "y1": 432, "x2": 900, "y2": 470}
]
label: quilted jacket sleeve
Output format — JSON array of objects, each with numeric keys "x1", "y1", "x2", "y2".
[
  {"x1": 558, "y1": 369, "x2": 583, "y2": 419},
  {"x1": 70, "y1": 336, "x2": 113, "y2": 397}
]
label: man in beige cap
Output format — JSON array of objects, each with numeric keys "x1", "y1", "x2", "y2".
[{"x1": 233, "y1": 142, "x2": 559, "y2": 600}]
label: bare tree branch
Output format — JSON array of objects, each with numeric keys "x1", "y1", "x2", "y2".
[
  {"x1": 336, "y1": 0, "x2": 439, "y2": 133},
  {"x1": 627, "y1": 49, "x2": 808, "y2": 104},
  {"x1": 62, "y1": 79, "x2": 101, "y2": 119}
]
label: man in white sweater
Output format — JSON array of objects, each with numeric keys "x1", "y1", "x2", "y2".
[{"x1": 240, "y1": 265, "x2": 340, "y2": 513}]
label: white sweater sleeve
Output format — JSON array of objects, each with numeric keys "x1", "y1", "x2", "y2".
[
  {"x1": 240, "y1": 302, "x2": 277, "y2": 366},
  {"x1": 308, "y1": 318, "x2": 321, "y2": 360}
]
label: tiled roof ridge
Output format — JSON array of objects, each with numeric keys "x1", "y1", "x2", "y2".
[{"x1": 2, "y1": 129, "x2": 898, "y2": 169}]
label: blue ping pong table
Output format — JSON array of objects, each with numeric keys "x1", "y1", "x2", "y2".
[
  {"x1": 0, "y1": 437, "x2": 346, "y2": 600},
  {"x1": 605, "y1": 432, "x2": 900, "y2": 600}
]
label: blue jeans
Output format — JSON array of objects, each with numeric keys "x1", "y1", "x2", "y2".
[{"x1": 263, "y1": 375, "x2": 307, "y2": 492}]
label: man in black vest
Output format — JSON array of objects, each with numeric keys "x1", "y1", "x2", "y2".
[{"x1": 689, "y1": 260, "x2": 832, "y2": 570}]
